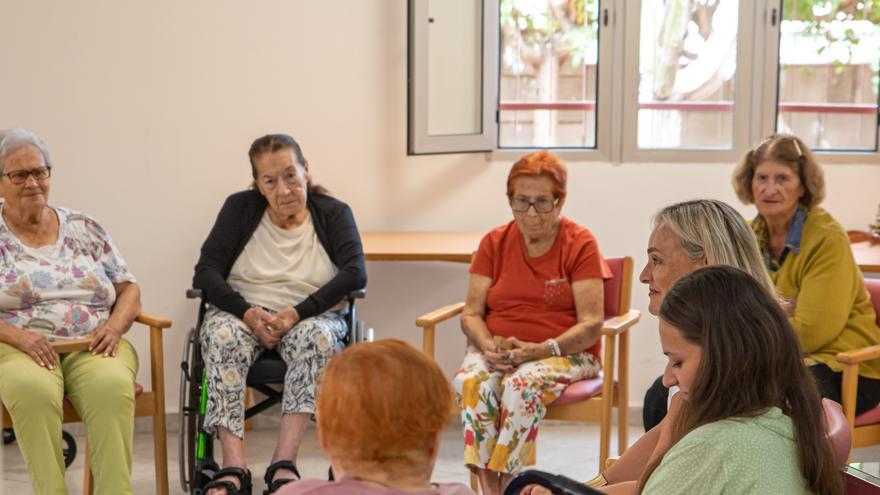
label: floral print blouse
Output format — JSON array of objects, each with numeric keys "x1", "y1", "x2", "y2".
[{"x1": 0, "y1": 205, "x2": 136, "y2": 338}]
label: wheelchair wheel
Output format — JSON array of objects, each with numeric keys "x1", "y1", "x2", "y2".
[
  {"x1": 62, "y1": 430, "x2": 77, "y2": 468},
  {"x1": 178, "y1": 326, "x2": 203, "y2": 493}
]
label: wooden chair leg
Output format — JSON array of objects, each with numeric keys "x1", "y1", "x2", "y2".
[
  {"x1": 617, "y1": 330, "x2": 630, "y2": 455},
  {"x1": 83, "y1": 438, "x2": 94, "y2": 495},
  {"x1": 470, "y1": 470, "x2": 479, "y2": 494},
  {"x1": 599, "y1": 336, "x2": 617, "y2": 468},
  {"x1": 245, "y1": 388, "x2": 254, "y2": 431},
  {"x1": 153, "y1": 407, "x2": 169, "y2": 495},
  {"x1": 149, "y1": 325, "x2": 169, "y2": 495}
]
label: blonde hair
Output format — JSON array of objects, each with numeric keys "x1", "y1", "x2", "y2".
[
  {"x1": 732, "y1": 134, "x2": 825, "y2": 208},
  {"x1": 654, "y1": 199, "x2": 775, "y2": 296}
]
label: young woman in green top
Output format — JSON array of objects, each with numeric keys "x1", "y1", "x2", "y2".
[
  {"x1": 519, "y1": 266, "x2": 843, "y2": 495},
  {"x1": 733, "y1": 134, "x2": 880, "y2": 415}
]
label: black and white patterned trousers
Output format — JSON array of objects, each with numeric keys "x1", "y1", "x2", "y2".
[{"x1": 199, "y1": 305, "x2": 347, "y2": 439}]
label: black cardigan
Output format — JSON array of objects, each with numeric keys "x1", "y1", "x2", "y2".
[{"x1": 192, "y1": 189, "x2": 367, "y2": 320}]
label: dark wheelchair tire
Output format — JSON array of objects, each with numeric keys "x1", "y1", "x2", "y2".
[
  {"x1": 2, "y1": 428, "x2": 15, "y2": 445},
  {"x1": 62, "y1": 430, "x2": 77, "y2": 468}
]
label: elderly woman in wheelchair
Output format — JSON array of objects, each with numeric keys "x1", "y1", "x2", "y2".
[
  {"x1": 0, "y1": 128, "x2": 142, "y2": 494},
  {"x1": 191, "y1": 133, "x2": 366, "y2": 495},
  {"x1": 452, "y1": 151, "x2": 611, "y2": 495}
]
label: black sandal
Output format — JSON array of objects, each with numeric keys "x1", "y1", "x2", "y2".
[
  {"x1": 203, "y1": 467, "x2": 253, "y2": 495},
  {"x1": 263, "y1": 460, "x2": 301, "y2": 494}
]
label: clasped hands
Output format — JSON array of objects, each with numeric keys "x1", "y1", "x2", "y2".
[
  {"x1": 481, "y1": 336, "x2": 545, "y2": 372},
  {"x1": 243, "y1": 306, "x2": 300, "y2": 349}
]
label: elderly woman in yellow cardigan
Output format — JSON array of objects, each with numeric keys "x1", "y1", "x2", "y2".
[{"x1": 733, "y1": 133, "x2": 880, "y2": 415}]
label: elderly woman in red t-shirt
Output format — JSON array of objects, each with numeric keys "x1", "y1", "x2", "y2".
[{"x1": 452, "y1": 150, "x2": 610, "y2": 495}]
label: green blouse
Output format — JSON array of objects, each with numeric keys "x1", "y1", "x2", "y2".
[{"x1": 644, "y1": 408, "x2": 810, "y2": 494}]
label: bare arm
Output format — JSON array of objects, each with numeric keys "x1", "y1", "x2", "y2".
[
  {"x1": 461, "y1": 273, "x2": 516, "y2": 373},
  {"x1": 509, "y1": 278, "x2": 605, "y2": 364},
  {"x1": 90, "y1": 282, "x2": 141, "y2": 356}
]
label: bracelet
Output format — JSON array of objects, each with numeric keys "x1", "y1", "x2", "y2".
[
  {"x1": 547, "y1": 338, "x2": 561, "y2": 357},
  {"x1": 585, "y1": 473, "x2": 608, "y2": 488}
]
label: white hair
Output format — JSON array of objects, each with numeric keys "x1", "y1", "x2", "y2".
[{"x1": 0, "y1": 128, "x2": 53, "y2": 174}]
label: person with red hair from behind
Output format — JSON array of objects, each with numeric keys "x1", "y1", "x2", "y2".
[
  {"x1": 279, "y1": 339, "x2": 474, "y2": 495},
  {"x1": 453, "y1": 151, "x2": 611, "y2": 495}
]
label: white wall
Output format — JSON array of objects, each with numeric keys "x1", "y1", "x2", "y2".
[{"x1": 2, "y1": 1, "x2": 879, "y2": 416}]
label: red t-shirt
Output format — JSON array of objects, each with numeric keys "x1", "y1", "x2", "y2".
[{"x1": 470, "y1": 217, "x2": 611, "y2": 357}]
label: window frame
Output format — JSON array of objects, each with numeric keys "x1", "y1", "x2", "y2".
[{"x1": 408, "y1": 0, "x2": 880, "y2": 163}]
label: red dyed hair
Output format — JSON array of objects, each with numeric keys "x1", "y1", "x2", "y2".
[
  {"x1": 506, "y1": 150, "x2": 568, "y2": 201},
  {"x1": 317, "y1": 339, "x2": 453, "y2": 468}
]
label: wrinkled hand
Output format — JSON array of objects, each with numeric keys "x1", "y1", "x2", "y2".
[
  {"x1": 507, "y1": 337, "x2": 545, "y2": 366},
  {"x1": 267, "y1": 307, "x2": 300, "y2": 338},
  {"x1": 11, "y1": 329, "x2": 57, "y2": 369},
  {"x1": 518, "y1": 485, "x2": 553, "y2": 495},
  {"x1": 90, "y1": 323, "x2": 124, "y2": 357},
  {"x1": 480, "y1": 339, "x2": 516, "y2": 373},
  {"x1": 244, "y1": 307, "x2": 279, "y2": 348}
]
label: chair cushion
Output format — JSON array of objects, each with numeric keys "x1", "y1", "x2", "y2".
[
  {"x1": 551, "y1": 374, "x2": 605, "y2": 405},
  {"x1": 603, "y1": 258, "x2": 623, "y2": 318},
  {"x1": 135, "y1": 383, "x2": 143, "y2": 397},
  {"x1": 246, "y1": 350, "x2": 287, "y2": 385},
  {"x1": 855, "y1": 404, "x2": 880, "y2": 426}
]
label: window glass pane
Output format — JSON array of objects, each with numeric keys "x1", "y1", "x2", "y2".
[
  {"x1": 777, "y1": 1, "x2": 880, "y2": 151},
  {"x1": 498, "y1": 0, "x2": 600, "y2": 148},
  {"x1": 637, "y1": 0, "x2": 739, "y2": 149},
  {"x1": 427, "y1": 0, "x2": 483, "y2": 136}
]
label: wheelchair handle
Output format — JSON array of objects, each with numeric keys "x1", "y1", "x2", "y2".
[{"x1": 186, "y1": 288, "x2": 203, "y2": 299}]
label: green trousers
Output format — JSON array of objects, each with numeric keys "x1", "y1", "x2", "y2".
[{"x1": 0, "y1": 339, "x2": 138, "y2": 495}]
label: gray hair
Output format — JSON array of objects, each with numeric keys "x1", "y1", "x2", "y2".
[
  {"x1": 0, "y1": 128, "x2": 53, "y2": 174},
  {"x1": 654, "y1": 199, "x2": 776, "y2": 296}
]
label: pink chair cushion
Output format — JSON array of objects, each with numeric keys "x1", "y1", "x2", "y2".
[
  {"x1": 824, "y1": 398, "x2": 853, "y2": 466},
  {"x1": 551, "y1": 374, "x2": 605, "y2": 405},
  {"x1": 603, "y1": 258, "x2": 624, "y2": 319},
  {"x1": 855, "y1": 405, "x2": 880, "y2": 426}
]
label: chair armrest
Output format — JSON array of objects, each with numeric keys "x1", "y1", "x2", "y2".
[
  {"x1": 415, "y1": 302, "x2": 466, "y2": 328},
  {"x1": 837, "y1": 345, "x2": 880, "y2": 364},
  {"x1": 136, "y1": 313, "x2": 172, "y2": 329},
  {"x1": 600, "y1": 310, "x2": 641, "y2": 336}
]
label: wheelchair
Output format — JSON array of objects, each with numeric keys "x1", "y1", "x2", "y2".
[{"x1": 178, "y1": 289, "x2": 370, "y2": 494}]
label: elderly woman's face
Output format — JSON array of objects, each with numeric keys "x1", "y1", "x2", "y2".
[
  {"x1": 1, "y1": 145, "x2": 50, "y2": 211},
  {"x1": 253, "y1": 149, "x2": 308, "y2": 220},
  {"x1": 639, "y1": 224, "x2": 705, "y2": 315},
  {"x1": 510, "y1": 176, "x2": 562, "y2": 240},
  {"x1": 752, "y1": 160, "x2": 804, "y2": 221}
]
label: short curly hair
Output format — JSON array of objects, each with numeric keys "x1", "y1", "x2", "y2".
[
  {"x1": 506, "y1": 150, "x2": 568, "y2": 202},
  {"x1": 732, "y1": 134, "x2": 825, "y2": 208},
  {"x1": 317, "y1": 339, "x2": 452, "y2": 472}
]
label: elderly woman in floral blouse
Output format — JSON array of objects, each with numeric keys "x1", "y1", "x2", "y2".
[{"x1": 0, "y1": 128, "x2": 142, "y2": 495}]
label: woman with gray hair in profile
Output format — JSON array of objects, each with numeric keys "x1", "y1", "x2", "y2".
[{"x1": 0, "y1": 128, "x2": 142, "y2": 494}]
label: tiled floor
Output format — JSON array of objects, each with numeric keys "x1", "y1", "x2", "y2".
[
  {"x1": 2, "y1": 420, "x2": 639, "y2": 495},
  {"x1": 4, "y1": 420, "x2": 880, "y2": 494}
]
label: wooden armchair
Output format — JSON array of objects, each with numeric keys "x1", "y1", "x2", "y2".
[
  {"x1": 1, "y1": 313, "x2": 172, "y2": 495},
  {"x1": 837, "y1": 278, "x2": 880, "y2": 451},
  {"x1": 415, "y1": 256, "x2": 640, "y2": 471}
]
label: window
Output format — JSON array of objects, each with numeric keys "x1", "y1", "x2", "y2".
[
  {"x1": 776, "y1": 0, "x2": 880, "y2": 151},
  {"x1": 408, "y1": 0, "x2": 880, "y2": 161}
]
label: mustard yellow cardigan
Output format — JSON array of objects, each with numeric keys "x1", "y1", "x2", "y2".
[{"x1": 757, "y1": 207, "x2": 880, "y2": 378}]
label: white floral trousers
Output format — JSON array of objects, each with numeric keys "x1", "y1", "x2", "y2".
[{"x1": 199, "y1": 305, "x2": 347, "y2": 439}]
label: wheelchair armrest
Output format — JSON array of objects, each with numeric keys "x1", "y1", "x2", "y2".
[
  {"x1": 185, "y1": 288, "x2": 203, "y2": 300},
  {"x1": 504, "y1": 470, "x2": 604, "y2": 495}
]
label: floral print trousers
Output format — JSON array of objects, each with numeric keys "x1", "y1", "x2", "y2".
[
  {"x1": 199, "y1": 306, "x2": 347, "y2": 439},
  {"x1": 453, "y1": 348, "x2": 600, "y2": 474}
]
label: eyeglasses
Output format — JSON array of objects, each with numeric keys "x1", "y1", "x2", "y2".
[
  {"x1": 510, "y1": 196, "x2": 559, "y2": 214},
  {"x1": 3, "y1": 167, "x2": 51, "y2": 185}
]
